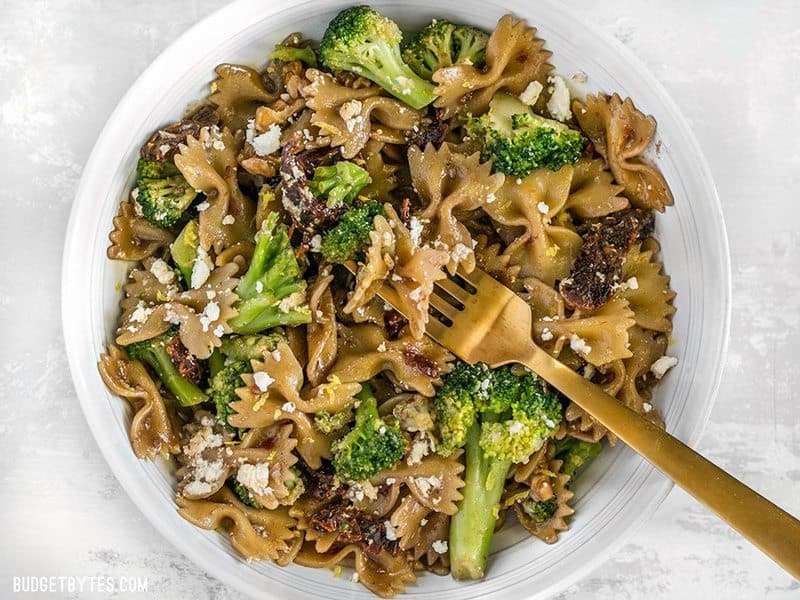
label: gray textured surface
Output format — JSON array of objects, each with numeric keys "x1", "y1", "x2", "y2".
[{"x1": 1, "y1": 0, "x2": 799, "y2": 598}]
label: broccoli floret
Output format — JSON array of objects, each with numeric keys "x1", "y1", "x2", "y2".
[
  {"x1": 135, "y1": 160, "x2": 199, "y2": 228},
  {"x1": 269, "y1": 44, "x2": 317, "y2": 67},
  {"x1": 229, "y1": 212, "x2": 312, "y2": 334},
  {"x1": 331, "y1": 384, "x2": 405, "y2": 481},
  {"x1": 402, "y1": 19, "x2": 488, "y2": 80},
  {"x1": 314, "y1": 409, "x2": 354, "y2": 435},
  {"x1": 170, "y1": 219, "x2": 200, "y2": 286},
  {"x1": 308, "y1": 161, "x2": 372, "y2": 208},
  {"x1": 468, "y1": 92, "x2": 585, "y2": 178},
  {"x1": 319, "y1": 199, "x2": 384, "y2": 264},
  {"x1": 219, "y1": 332, "x2": 286, "y2": 362},
  {"x1": 125, "y1": 329, "x2": 207, "y2": 407},
  {"x1": 554, "y1": 437, "x2": 603, "y2": 478},
  {"x1": 231, "y1": 478, "x2": 263, "y2": 508},
  {"x1": 433, "y1": 362, "x2": 562, "y2": 579},
  {"x1": 208, "y1": 360, "x2": 249, "y2": 431},
  {"x1": 319, "y1": 6, "x2": 436, "y2": 109},
  {"x1": 520, "y1": 496, "x2": 558, "y2": 523},
  {"x1": 137, "y1": 158, "x2": 180, "y2": 179}
]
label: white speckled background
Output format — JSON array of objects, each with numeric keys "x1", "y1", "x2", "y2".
[{"x1": 1, "y1": 0, "x2": 798, "y2": 598}]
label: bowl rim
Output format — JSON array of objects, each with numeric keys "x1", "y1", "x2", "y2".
[{"x1": 62, "y1": 0, "x2": 731, "y2": 597}]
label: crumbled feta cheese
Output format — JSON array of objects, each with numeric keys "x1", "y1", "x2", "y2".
[
  {"x1": 546, "y1": 75, "x2": 572, "y2": 122},
  {"x1": 195, "y1": 200, "x2": 211, "y2": 212},
  {"x1": 485, "y1": 192, "x2": 496, "y2": 204},
  {"x1": 339, "y1": 99, "x2": 363, "y2": 126},
  {"x1": 407, "y1": 435, "x2": 433, "y2": 465},
  {"x1": 431, "y1": 540, "x2": 448, "y2": 554},
  {"x1": 281, "y1": 401, "x2": 296, "y2": 413},
  {"x1": 642, "y1": 402, "x2": 653, "y2": 413},
  {"x1": 583, "y1": 364, "x2": 596, "y2": 380},
  {"x1": 540, "y1": 327, "x2": 553, "y2": 342},
  {"x1": 408, "y1": 286, "x2": 424, "y2": 302},
  {"x1": 509, "y1": 420, "x2": 524, "y2": 434},
  {"x1": 377, "y1": 342, "x2": 387, "y2": 352},
  {"x1": 626, "y1": 276, "x2": 639, "y2": 290},
  {"x1": 452, "y1": 243, "x2": 471, "y2": 263},
  {"x1": 309, "y1": 234, "x2": 322, "y2": 252},
  {"x1": 569, "y1": 334, "x2": 592, "y2": 356},
  {"x1": 384, "y1": 521, "x2": 398, "y2": 541},
  {"x1": 129, "y1": 301, "x2": 153, "y2": 324},
  {"x1": 408, "y1": 216, "x2": 424, "y2": 247},
  {"x1": 255, "y1": 280, "x2": 264, "y2": 294},
  {"x1": 537, "y1": 201, "x2": 549, "y2": 215},
  {"x1": 236, "y1": 462, "x2": 273, "y2": 497},
  {"x1": 385, "y1": 478, "x2": 396, "y2": 485},
  {"x1": 150, "y1": 259, "x2": 175, "y2": 285},
  {"x1": 191, "y1": 248, "x2": 213, "y2": 289},
  {"x1": 253, "y1": 371, "x2": 275, "y2": 392},
  {"x1": 650, "y1": 355, "x2": 678, "y2": 379},
  {"x1": 420, "y1": 518, "x2": 428, "y2": 526},
  {"x1": 248, "y1": 123, "x2": 282, "y2": 156},
  {"x1": 278, "y1": 290, "x2": 305, "y2": 313},
  {"x1": 213, "y1": 324, "x2": 225, "y2": 338},
  {"x1": 519, "y1": 80, "x2": 544, "y2": 105},
  {"x1": 163, "y1": 304, "x2": 181, "y2": 325},
  {"x1": 199, "y1": 301, "x2": 220, "y2": 332},
  {"x1": 183, "y1": 480, "x2": 213, "y2": 496},
  {"x1": 222, "y1": 214, "x2": 235, "y2": 225},
  {"x1": 414, "y1": 475, "x2": 442, "y2": 498}
]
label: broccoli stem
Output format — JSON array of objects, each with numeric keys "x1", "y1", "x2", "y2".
[
  {"x1": 208, "y1": 349, "x2": 225, "y2": 378},
  {"x1": 449, "y1": 422, "x2": 512, "y2": 580},
  {"x1": 144, "y1": 343, "x2": 207, "y2": 407}
]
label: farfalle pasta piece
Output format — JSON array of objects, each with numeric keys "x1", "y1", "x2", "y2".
[
  {"x1": 534, "y1": 298, "x2": 635, "y2": 366},
  {"x1": 389, "y1": 495, "x2": 450, "y2": 573},
  {"x1": 360, "y1": 140, "x2": 400, "y2": 201},
  {"x1": 408, "y1": 144, "x2": 504, "y2": 273},
  {"x1": 294, "y1": 544, "x2": 416, "y2": 598},
  {"x1": 177, "y1": 486, "x2": 297, "y2": 562},
  {"x1": 344, "y1": 214, "x2": 396, "y2": 314},
  {"x1": 107, "y1": 200, "x2": 175, "y2": 261},
  {"x1": 115, "y1": 262, "x2": 239, "y2": 359},
  {"x1": 209, "y1": 64, "x2": 277, "y2": 132},
  {"x1": 564, "y1": 158, "x2": 629, "y2": 218},
  {"x1": 618, "y1": 241, "x2": 676, "y2": 332},
  {"x1": 433, "y1": 15, "x2": 552, "y2": 116},
  {"x1": 619, "y1": 326, "x2": 668, "y2": 420},
  {"x1": 370, "y1": 450, "x2": 465, "y2": 514},
  {"x1": 485, "y1": 166, "x2": 582, "y2": 286},
  {"x1": 331, "y1": 324, "x2": 453, "y2": 397},
  {"x1": 306, "y1": 272, "x2": 338, "y2": 386},
  {"x1": 303, "y1": 69, "x2": 422, "y2": 158},
  {"x1": 573, "y1": 93, "x2": 673, "y2": 211},
  {"x1": 513, "y1": 457, "x2": 574, "y2": 544},
  {"x1": 97, "y1": 345, "x2": 179, "y2": 459},
  {"x1": 174, "y1": 127, "x2": 255, "y2": 254},
  {"x1": 473, "y1": 233, "x2": 521, "y2": 285}
]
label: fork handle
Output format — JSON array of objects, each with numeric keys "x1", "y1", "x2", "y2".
[{"x1": 521, "y1": 345, "x2": 800, "y2": 579}]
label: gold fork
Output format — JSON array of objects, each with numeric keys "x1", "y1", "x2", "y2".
[{"x1": 368, "y1": 265, "x2": 800, "y2": 578}]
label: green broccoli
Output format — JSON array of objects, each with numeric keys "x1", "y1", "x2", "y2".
[
  {"x1": 125, "y1": 329, "x2": 207, "y2": 407},
  {"x1": 433, "y1": 362, "x2": 562, "y2": 579},
  {"x1": 331, "y1": 384, "x2": 405, "y2": 481},
  {"x1": 313, "y1": 409, "x2": 354, "y2": 435},
  {"x1": 520, "y1": 496, "x2": 558, "y2": 523},
  {"x1": 219, "y1": 332, "x2": 286, "y2": 362},
  {"x1": 319, "y1": 6, "x2": 436, "y2": 109},
  {"x1": 208, "y1": 360, "x2": 249, "y2": 431},
  {"x1": 402, "y1": 19, "x2": 488, "y2": 80},
  {"x1": 269, "y1": 44, "x2": 317, "y2": 67},
  {"x1": 467, "y1": 92, "x2": 585, "y2": 178},
  {"x1": 554, "y1": 437, "x2": 603, "y2": 478},
  {"x1": 170, "y1": 219, "x2": 200, "y2": 286},
  {"x1": 229, "y1": 212, "x2": 312, "y2": 334},
  {"x1": 232, "y1": 478, "x2": 263, "y2": 508},
  {"x1": 319, "y1": 199, "x2": 384, "y2": 264},
  {"x1": 135, "y1": 159, "x2": 199, "y2": 228},
  {"x1": 308, "y1": 161, "x2": 372, "y2": 208}
]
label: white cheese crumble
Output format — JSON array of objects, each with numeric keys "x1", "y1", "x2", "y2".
[
  {"x1": 213, "y1": 324, "x2": 225, "y2": 338},
  {"x1": 309, "y1": 234, "x2": 322, "y2": 252},
  {"x1": 540, "y1": 327, "x2": 554, "y2": 342},
  {"x1": 384, "y1": 521, "x2": 398, "y2": 541},
  {"x1": 626, "y1": 276, "x2": 639, "y2": 290},
  {"x1": 130, "y1": 301, "x2": 153, "y2": 324},
  {"x1": 546, "y1": 75, "x2": 572, "y2": 122},
  {"x1": 222, "y1": 214, "x2": 235, "y2": 225},
  {"x1": 253, "y1": 371, "x2": 275, "y2": 392},
  {"x1": 508, "y1": 420, "x2": 524, "y2": 434},
  {"x1": 199, "y1": 301, "x2": 220, "y2": 332},
  {"x1": 247, "y1": 121, "x2": 282, "y2": 157},
  {"x1": 150, "y1": 259, "x2": 175, "y2": 285},
  {"x1": 642, "y1": 402, "x2": 653, "y2": 413},
  {"x1": 452, "y1": 243, "x2": 471, "y2": 263},
  {"x1": 195, "y1": 200, "x2": 211, "y2": 212},
  {"x1": 537, "y1": 201, "x2": 550, "y2": 215},
  {"x1": 519, "y1": 80, "x2": 544, "y2": 106},
  {"x1": 569, "y1": 334, "x2": 592, "y2": 356},
  {"x1": 236, "y1": 463, "x2": 273, "y2": 497},
  {"x1": 650, "y1": 355, "x2": 678, "y2": 379},
  {"x1": 255, "y1": 280, "x2": 264, "y2": 294},
  {"x1": 191, "y1": 248, "x2": 213, "y2": 289},
  {"x1": 281, "y1": 401, "x2": 296, "y2": 413},
  {"x1": 414, "y1": 475, "x2": 442, "y2": 498},
  {"x1": 431, "y1": 540, "x2": 449, "y2": 554},
  {"x1": 485, "y1": 192, "x2": 496, "y2": 204},
  {"x1": 408, "y1": 216, "x2": 424, "y2": 247}
]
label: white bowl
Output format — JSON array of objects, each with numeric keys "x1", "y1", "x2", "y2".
[{"x1": 62, "y1": 0, "x2": 731, "y2": 598}]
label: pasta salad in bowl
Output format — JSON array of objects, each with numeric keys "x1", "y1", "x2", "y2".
[{"x1": 63, "y1": 1, "x2": 730, "y2": 598}]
